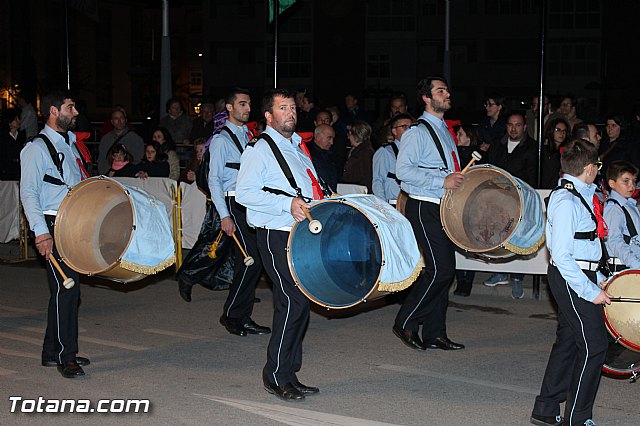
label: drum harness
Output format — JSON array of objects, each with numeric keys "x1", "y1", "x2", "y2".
[
  {"x1": 604, "y1": 198, "x2": 639, "y2": 271},
  {"x1": 415, "y1": 119, "x2": 451, "y2": 173},
  {"x1": 383, "y1": 142, "x2": 401, "y2": 185},
  {"x1": 34, "y1": 133, "x2": 89, "y2": 190},
  {"x1": 549, "y1": 179, "x2": 613, "y2": 280},
  {"x1": 252, "y1": 133, "x2": 332, "y2": 203}
]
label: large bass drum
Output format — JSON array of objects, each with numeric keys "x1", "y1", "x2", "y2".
[
  {"x1": 602, "y1": 270, "x2": 640, "y2": 379},
  {"x1": 287, "y1": 194, "x2": 422, "y2": 309},
  {"x1": 440, "y1": 165, "x2": 545, "y2": 259},
  {"x1": 54, "y1": 177, "x2": 175, "y2": 283}
]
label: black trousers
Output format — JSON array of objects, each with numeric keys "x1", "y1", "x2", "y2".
[
  {"x1": 395, "y1": 198, "x2": 455, "y2": 341},
  {"x1": 223, "y1": 197, "x2": 264, "y2": 322},
  {"x1": 257, "y1": 229, "x2": 310, "y2": 387},
  {"x1": 532, "y1": 265, "x2": 608, "y2": 426},
  {"x1": 42, "y1": 215, "x2": 81, "y2": 364}
]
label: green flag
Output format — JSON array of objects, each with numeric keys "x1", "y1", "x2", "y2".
[{"x1": 269, "y1": 0, "x2": 297, "y2": 23}]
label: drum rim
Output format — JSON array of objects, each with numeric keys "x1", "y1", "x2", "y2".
[
  {"x1": 441, "y1": 165, "x2": 523, "y2": 254},
  {"x1": 603, "y1": 269, "x2": 640, "y2": 352},
  {"x1": 54, "y1": 176, "x2": 137, "y2": 276},
  {"x1": 286, "y1": 197, "x2": 385, "y2": 309}
]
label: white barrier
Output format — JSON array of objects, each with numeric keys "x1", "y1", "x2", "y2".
[{"x1": 0, "y1": 181, "x2": 20, "y2": 243}]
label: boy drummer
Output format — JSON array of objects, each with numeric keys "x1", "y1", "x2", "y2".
[
  {"x1": 603, "y1": 160, "x2": 640, "y2": 271},
  {"x1": 531, "y1": 139, "x2": 611, "y2": 426}
]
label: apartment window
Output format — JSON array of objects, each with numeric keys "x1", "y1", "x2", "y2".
[
  {"x1": 367, "y1": 53, "x2": 390, "y2": 78},
  {"x1": 368, "y1": 0, "x2": 415, "y2": 32},
  {"x1": 549, "y1": 0, "x2": 601, "y2": 30},
  {"x1": 548, "y1": 42, "x2": 599, "y2": 77},
  {"x1": 277, "y1": 43, "x2": 312, "y2": 78},
  {"x1": 485, "y1": 0, "x2": 537, "y2": 15}
]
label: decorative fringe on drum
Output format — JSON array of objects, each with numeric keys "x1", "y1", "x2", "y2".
[
  {"x1": 378, "y1": 261, "x2": 424, "y2": 293},
  {"x1": 503, "y1": 234, "x2": 546, "y2": 256},
  {"x1": 120, "y1": 255, "x2": 176, "y2": 275}
]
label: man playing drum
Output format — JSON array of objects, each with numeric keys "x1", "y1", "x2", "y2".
[
  {"x1": 392, "y1": 76, "x2": 465, "y2": 352},
  {"x1": 209, "y1": 88, "x2": 271, "y2": 337},
  {"x1": 20, "y1": 90, "x2": 90, "y2": 378},
  {"x1": 236, "y1": 88, "x2": 322, "y2": 401},
  {"x1": 531, "y1": 139, "x2": 611, "y2": 426}
]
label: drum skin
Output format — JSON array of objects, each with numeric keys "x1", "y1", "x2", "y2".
[
  {"x1": 602, "y1": 340, "x2": 640, "y2": 379},
  {"x1": 603, "y1": 270, "x2": 640, "y2": 352},
  {"x1": 440, "y1": 165, "x2": 544, "y2": 259},
  {"x1": 54, "y1": 177, "x2": 146, "y2": 283}
]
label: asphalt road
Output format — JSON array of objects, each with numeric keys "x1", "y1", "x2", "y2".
[{"x1": 1, "y1": 252, "x2": 638, "y2": 425}]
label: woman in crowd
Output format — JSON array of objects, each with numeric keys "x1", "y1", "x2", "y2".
[
  {"x1": 152, "y1": 127, "x2": 181, "y2": 180},
  {"x1": 540, "y1": 117, "x2": 570, "y2": 189},
  {"x1": 342, "y1": 120, "x2": 374, "y2": 193},
  {"x1": 600, "y1": 113, "x2": 637, "y2": 174},
  {"x1": 0, "y1": 108, "x2": 26, "y2": 180},
  {"x1": 180, "y1": 137, "x2": 206, "y2": 184},
  {"x1": 452, "y1": 124, "x2": 480, "y2": 297},
  {"x1": 477, "y1": 94, "x2": 507, "y2": 149},
  {"x1": 136, "y1": 141, "x2": 170, "y2": 179},
  {"x1": 106, "y1": 143, "x2": 138, "y2": 177}
]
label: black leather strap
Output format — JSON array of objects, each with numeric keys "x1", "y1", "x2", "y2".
[
  {"x1": 221, "y1": 126, "x2": 245, "y2": 155},
  {"x1": 416, "y1": 119, "x2": 449, "y2": 170}
]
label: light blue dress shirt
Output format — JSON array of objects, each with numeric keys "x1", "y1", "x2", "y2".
[
  {"x1": 546, "y1": 174, "x2": 603, "y2": 302},
  {"x1": 20, "y1": 125, "x2": 82, "y2": 237},
  {"x1": 236, "y1": 126, "x2": 316, "y2": 229},
  {"x1": 372, "y1": 140, "x2": 401, "y2": 202},
  {"x1": 396, "y1": 111, "x2": 459, "y2": 199},
  {"x1": 603, "y1": 189, "x2": 640, "y2": 269},
  {"x1": 207, "y1": 122, "x2": 249, "y2": 219}
]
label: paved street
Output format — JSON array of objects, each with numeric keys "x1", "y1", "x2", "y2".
[{"x1": 1, "y1": 246, "x2": 638, "y2": 425}]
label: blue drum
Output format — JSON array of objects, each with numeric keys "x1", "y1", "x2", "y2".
[{"x1": 287, "y1": 194, "x2": 422, "y2": 309}]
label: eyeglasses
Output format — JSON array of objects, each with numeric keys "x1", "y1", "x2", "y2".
[
  {"x1": 553, "y1": 127, "x2": 567, "y2": 133},
  {"x1": 484, "y1": 102, "x2": 497, "y2": 108},
  {"x1": 392, "y1": 124, "x2": 410, "y2": 130},
  {"x1": 560, "y1": 102, "x2": 573, "y2": 107},
  {"x1": 584, "y1": 161, "x2": 603, "y2": 171}
]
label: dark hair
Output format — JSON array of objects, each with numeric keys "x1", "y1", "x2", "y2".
[
  {"x1": 484, "y1": 93, "x2": 507, "y2": 112},
  {"x1": 107, "y1": 143, "x2": 134, "y2": 163},
  {"x1": 560, "y1": 138, "x2": 599, "y2": 177},
  {"x1": 192, "y1": 137, "x2": 206, "y2": 147},
  {"x1": 561, "y1": 94, "x2": 578, "y2": 109},
  {"x1": 225, "y1": 87, "x2": 251, "y2": 106},
  {"x1": 605, "y1": 112, "x2": 628, "y2": 135},
  {"x1": 504, "y1": 110, "x2": 526, "y2": 124},
  {"x1": 262, "y1": 88, "x2": 293, "y2": 115},
  {"x1": 165, "y1": 97, "x2": 184, "y2": 113},
  {"x1": 417, "y1": 76, "x2": 448, "y2": 99},
  {"x1": 388, "y1": 113, "x2": 414, "y2": 128},
  {"x1": 152, "y1": 126, "x2": 176, "y2": 152},
  {"x1": 3, "y1": 108, "x2": 21, "y2": 124},
  {"x1": 389, "y1": 92, "x2": 407, "y2": 104},
  {"x1": 571, "y1": 122, "x2": 592, "y2": 142},
  {"x1": 455, "y1": 124, "x2": 479, "y2": 146},
  {"x1": 145, "y1": 140, "x2": 168, "y2": 162},
  {"x1": 545, "y1": 117, "x2": 570, "y2": 152},
  {"x1": 111, "y1": 105, "x2": 127, "y2": 119},
  {"x1": 40, "y1": 90, "x2": 74, "y2": 118},
  {"x1": 606, "y1": 160, "x2": 638, "y2": 183}
]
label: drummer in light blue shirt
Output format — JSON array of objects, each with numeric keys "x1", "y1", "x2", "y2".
[
  {"x1": 236, "y1": 88, "x2": 320, "y2": 401},
  {"x1": 603, "y1": 160, "x2": 640, "y2": 270},
  {"x1": 207, "y1": 88, "x2": 271, "y2": 337},
  {"x1": 372, "y1": 113, "x2": 413, "y2": 203},
  {"x1": 531, "y1": 138, "x2": 611, "y2": 426}
]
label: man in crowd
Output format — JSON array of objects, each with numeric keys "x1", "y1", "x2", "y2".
[
  {"x1": 97, "y1": 106, "x2": 144, "y2": 175},
  {"x1": 372, "y1": 113, "x2": 413, "y2": 203},
  {"x1": 308, "y1": 123, "x2": 338, "y2": 192}
]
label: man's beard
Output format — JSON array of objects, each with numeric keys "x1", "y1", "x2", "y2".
[
  {"x1": 56, "y1": 115, "x2": 76, "y2": 132},
  {"x1": 430, "y1": 98, "x2": 451, "y2": 114}
]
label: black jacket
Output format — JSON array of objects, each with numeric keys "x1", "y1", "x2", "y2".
[{"x1": 485, "y1": 134, "x2": 539, "y2": 188}]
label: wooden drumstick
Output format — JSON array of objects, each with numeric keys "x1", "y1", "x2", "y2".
[
  {"x1": 302, "y1": 206, "x2": 322, "y2": 234},
  {"x1": 460, "y1": 151, "x2": 482, "y2": 174},
  {"x1": 231, "y1": 233, "x2": 255, "y2": 266},
  {"x1": 49, "y1": 256, "x2": 75, "y2": 289},
  {"x1": 609, "y1": 297, "x2": 640, "y2": 303}
]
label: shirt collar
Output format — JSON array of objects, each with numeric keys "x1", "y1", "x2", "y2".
[
  {"x1": 264, "y1": 125, "x2": 302, "y2": 146},
  {"x1": 610, "y1": 189, "x2": 633, "y2": 206},
  {"x1": 564, "y1": 173, "x2": 596, "y2": 197}
]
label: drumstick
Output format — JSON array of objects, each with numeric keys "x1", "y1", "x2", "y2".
[
  {"x1": 231, "y1": 233, "x2": 255, "y2": 266},
  {"x1": 49, "y1": 256, "x2": 75, "y2": 289},
  {"x1": 302, "y1": 206, "x2": 322, "y2": 234},
  {"x1": 460, "y1": 151, "x2": 482, "y2": 174},
  {"x1": 609, "y1": 297, "x2": 640, "y2": 303}
]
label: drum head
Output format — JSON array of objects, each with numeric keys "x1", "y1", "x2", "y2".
[
  {"x1": 441, "y1": 167, "x2": 521, "y2": 255},
  {"x1": 602, "y1": 340, "x2": 640, "y2": 379},
  {"x1": 54, "y1": 178, "x2": 134, "y2": 275},
  {"x1": 288, "y1": 200, "x2": 383, "y2": 309},
  {"x1": 604, "y1": 270, "x2": 640, "y2": 352}
]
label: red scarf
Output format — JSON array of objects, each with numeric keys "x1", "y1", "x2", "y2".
[{"x1": 592, "y1": 194, "x2": 608, "y2": 238}]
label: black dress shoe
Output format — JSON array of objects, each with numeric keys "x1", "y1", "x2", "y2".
[
  {"x1": 42, "y1": 356, "x2": 90, "y2": 367},
  {"x1": 254, "y1": 297, "x2": 261, "y2": 303},
  {"x1": 264, "y1": 382, "x2": 305, "y2": 401},
  {"x1": 220, "y1": 315, "x2": 247, "y2": 336},
  {"x1": 530, "y1": 413, "x2": 563, "y2": 426},
  {"x1": 58, "y1": 360, "x2": 85, "y2": 378},
  {"x1": 178, "y1": 279, "x2": 192, "y2": 302},
  {"x1": 293, "y1": 381, "x2": 319, "y2": 395},
  {"x1": 424, "y1": 337, "x2": 465, "y2": 350},
  {"x1": 453, "y1": 288, "x2": 471, "y2": 297},
  {"x1": 243, "y1": 320, "x2": 271, "y2": 335},
  {"x1": 392, "y1": 325, "x2": 426, "y2": 351}
]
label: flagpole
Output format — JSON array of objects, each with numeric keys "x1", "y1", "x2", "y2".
[{"x1": 273, "y1": 0, "x2": 279, "y2": 88}]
